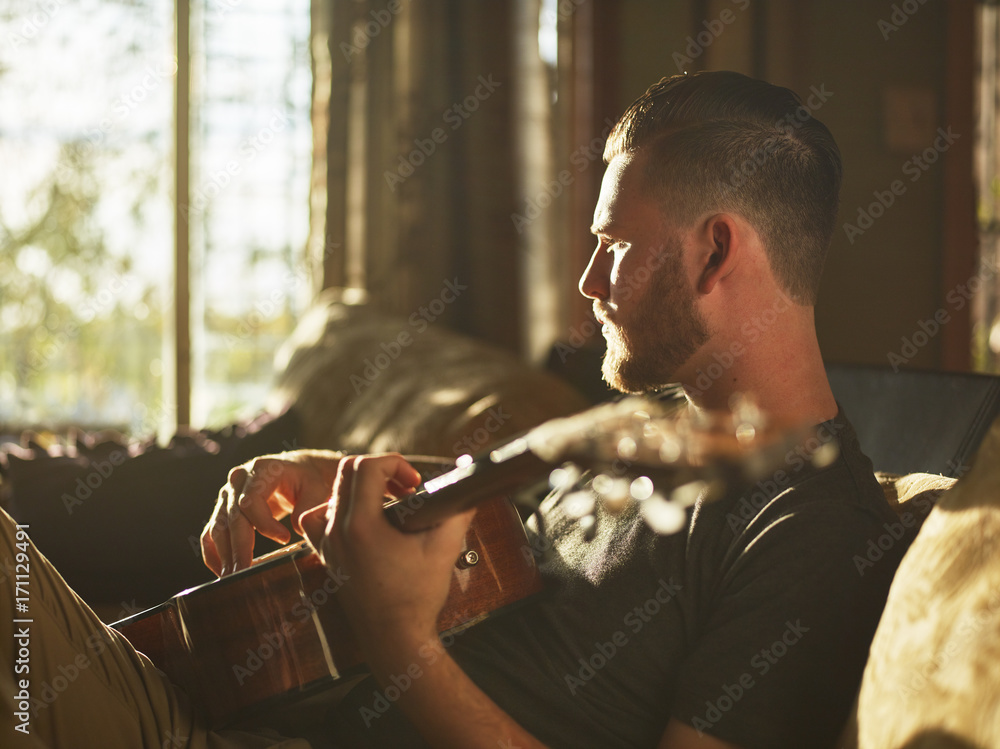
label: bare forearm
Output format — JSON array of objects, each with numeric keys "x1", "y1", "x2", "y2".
[{"x1": 366, "y1": 636, "x2": 548, "y2": 749}]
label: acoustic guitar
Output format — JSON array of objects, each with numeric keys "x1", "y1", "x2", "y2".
[{"x1": 113, "y1": 397, "x2": 811, "y2": 727}]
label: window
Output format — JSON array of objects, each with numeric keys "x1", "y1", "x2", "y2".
[{"x1": 0, "y1": 0, "x2": 312, "y2": 437}]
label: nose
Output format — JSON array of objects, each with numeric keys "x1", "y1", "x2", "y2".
[{"x1": 578, "y1": 243, "x2": 611, "y2": 300}]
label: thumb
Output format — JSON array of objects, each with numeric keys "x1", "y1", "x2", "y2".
[{"x1": 430, "y1": 508, "x2": 477, "y2": 557}]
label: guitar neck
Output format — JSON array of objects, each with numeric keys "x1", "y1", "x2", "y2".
[{"x1": 384, "y1": 440, "x2": 550, "y2": 532}]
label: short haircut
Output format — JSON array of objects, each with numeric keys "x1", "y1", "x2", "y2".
[{"x1": 604, "y1": 71, "x2": 842, "y2": 304}]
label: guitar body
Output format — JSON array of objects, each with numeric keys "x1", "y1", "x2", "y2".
[{"x1": 114, "y1": 494, "x2": 542, "y2": 727}]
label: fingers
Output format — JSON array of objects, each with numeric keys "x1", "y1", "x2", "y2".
[
  {"x1": 200, "y1": 525, "x2": 223, "y2": 577},
  {"x1": 235, "y1": 460, "x2": 293, "y2": 545},
  {"x1": 201, "y1": 486, "x2": 235, "y2": 577},
  {"x1": 337, "y1": 455, "x2": 421, "y2": 532},
  {"x1": 208, "y1": 477, "x2": 255, "y2": 576},
  {"x1": 200, "y1": 458, "x2": 295, "y2": 577},
  {"x1": 302, "y1": 455, "x2": 418, "y2": 559}
]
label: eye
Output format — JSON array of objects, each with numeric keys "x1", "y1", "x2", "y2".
[{"x1": 594, "y1": 236, "x2": 628, "y2": 254}]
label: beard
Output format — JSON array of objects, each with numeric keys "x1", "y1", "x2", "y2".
[{"x1": 597, "y1": 243, "x2": 710, "y2": 394}]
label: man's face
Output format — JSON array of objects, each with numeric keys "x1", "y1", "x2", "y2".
[{"x1": 579, "y1": 153, "x2": 710, "y2": 393}]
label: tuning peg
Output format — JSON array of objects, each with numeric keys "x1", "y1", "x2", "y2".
[
  {"x1": 810, "y1": 440, "x2": 839, "y2": 468},
  {"x1": 616, "y1": 436, "x2": 637, "y2": 460},
  {"x1": 729, "y1": 392, "x2": 764, "y2": 427},
  {"x1": 592, "y1": 472, "x2": 630, "y2": 513},
  {"x1": 628, "y1": 475, "x2": 652, "y2": 499},
  {"x1": 549, "y1": 465, "x2": 581, "y2": 492},
  {"x1": 563, "y1": 491, "x2": 596, "y2": 520},
  {"x1": 639, "y1": 492, "x2": 687, "y2": 534}
]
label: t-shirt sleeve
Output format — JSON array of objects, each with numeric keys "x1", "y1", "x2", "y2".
[{"x1": 669, "y1": 497, "x2": 902, "y2": 749}]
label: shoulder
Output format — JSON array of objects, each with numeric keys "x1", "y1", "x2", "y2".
[{"x1": 687, "y1": 408, "x2": 908, "y2": 580}]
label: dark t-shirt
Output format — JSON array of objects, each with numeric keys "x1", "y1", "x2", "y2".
[{"x1": 326, "y1": 408, "x2": 907, "y2": 748}]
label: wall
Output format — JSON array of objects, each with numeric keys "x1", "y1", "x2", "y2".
[{"x1": 612, "y1": 0, "x2": 959, "y2": 371}]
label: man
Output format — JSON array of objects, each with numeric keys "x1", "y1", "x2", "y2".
[
  {"x1": 1, "y1": 71, "x2": 903, "y2": 748},
  {"x1": 201, "y1": 71, "x2": 902, "y2": 747}
]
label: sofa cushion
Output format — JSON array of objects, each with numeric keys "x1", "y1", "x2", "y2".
[
  {"x1": 268, "y1": 290, "x2": 590, "y2": 458},
  {"x1": 853, "y1": 416, "x2": 1000, "y2": 748},
  {"x1": 875, "y1": 471, "x2": 956, "y2": 525}
]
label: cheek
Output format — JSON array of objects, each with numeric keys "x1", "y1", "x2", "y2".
[
  {"x1": 608, "y1": 254, "x2": 626, "y2": 287},
  {"x1": 610, "y1": 255, "x2": 643, "y2": 294}
]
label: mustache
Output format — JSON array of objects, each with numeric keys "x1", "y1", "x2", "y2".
[{"x1": 593, "y1": 302, "x2": 614, "y2": 325}]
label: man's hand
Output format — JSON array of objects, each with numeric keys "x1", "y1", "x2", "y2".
[
  {"x1": 300, "y1": 454, "x2": 476, "y2": 659},
  {"x1": 201, "y1": 449, "x2": 344, "y2": 577},
  {"x1": 301, "y1": 454, "x2": 553, "y2": 749}
]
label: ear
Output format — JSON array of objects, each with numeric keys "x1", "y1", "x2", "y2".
[{"x1": 695, "y1": 214, "x2": 741, "y2": 295}]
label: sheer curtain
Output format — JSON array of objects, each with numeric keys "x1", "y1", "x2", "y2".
[
  {"x1": 976, "y1": 0, "x2": 1000, "y2": 371},
  {"x1": 308, "y1": 0, "x2": 614, "y2": 361}
]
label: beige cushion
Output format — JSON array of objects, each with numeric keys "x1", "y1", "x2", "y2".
[
  {"x1": 854, "y1": 418, "x2": 1000, "y2": 748},
  {"x1": 268, "y1": 290, "x2": 590, "y2": 457},
  {"x1": 876, "y1": 471, "x2": 956, "y2": 524}
]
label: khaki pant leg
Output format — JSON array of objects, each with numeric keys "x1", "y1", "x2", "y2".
[{"x1": 0, "y1": 506, "x2": 312, "y2": 749}]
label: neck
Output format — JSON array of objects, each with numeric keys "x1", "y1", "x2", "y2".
[{"x1": 678, "y1": 309, "x2": 838, "y2": 428}]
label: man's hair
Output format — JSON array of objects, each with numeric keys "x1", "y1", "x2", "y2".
[{"x1": 604, "y1": 71, "x2": 842, "y2": 304}]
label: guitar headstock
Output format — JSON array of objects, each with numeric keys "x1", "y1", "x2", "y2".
[
  {"x1": 521, "y1": 394, "x2": 835, "y2": 535},
  {"x1": 394, "y1": 394, "x2": 837, "y2": 536}
]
